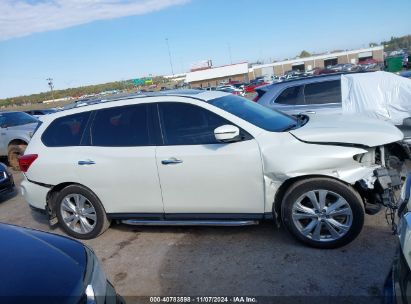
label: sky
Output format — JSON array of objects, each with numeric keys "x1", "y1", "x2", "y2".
[{"x1": 0, "y1": 0, "x2": 410, "y2": 99}]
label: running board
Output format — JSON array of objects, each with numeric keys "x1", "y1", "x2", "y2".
[{"x1": 121, "y1": 219, "x2": 259, "y2": 226}]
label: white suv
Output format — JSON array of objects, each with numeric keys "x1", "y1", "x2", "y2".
[{"x1": 20, "y1": 90, "x2": 404, "y2": 248}]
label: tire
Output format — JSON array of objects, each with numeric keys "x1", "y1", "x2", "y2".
[
  {"x1": 8, "y1": 144, "x2": 27, "y2": 170},
  {"x1": 281, "y1": 178, "x2": 364, "y2": 249},
  {"x1": 55, "y1": 185, "x2": 110, "y2": 239}
]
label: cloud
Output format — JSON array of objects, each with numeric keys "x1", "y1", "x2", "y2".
[{"x1": 0, "y1": 0, "x2": 189, "y2": 41}]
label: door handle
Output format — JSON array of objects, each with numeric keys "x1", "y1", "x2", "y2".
[
  {"x1": 78, "y1": 160, "x2": 95, "y2": 165},
  {"x1": 161, "y1": 158, "x2": 183, "y2": 165}
]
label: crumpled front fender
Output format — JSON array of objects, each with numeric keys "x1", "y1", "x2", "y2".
[{"x1": 257, "y1": 132, "x2": 381, "y2": 212}]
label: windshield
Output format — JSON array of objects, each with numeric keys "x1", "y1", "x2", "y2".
[{"x1": 208, "y1": 95, "x2": 298, "y2": 132}]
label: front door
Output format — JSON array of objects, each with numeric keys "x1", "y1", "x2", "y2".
[{"x1": 155, "y1": 102, "x2": 264, "y2": 217}]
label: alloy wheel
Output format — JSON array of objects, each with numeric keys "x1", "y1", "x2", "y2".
[
  {"x1": 291, "y1": 190, "x2": 353, "y2": 242},
  {"x1": 60, "y1": 194, "x2": 97, "y2": 234}
]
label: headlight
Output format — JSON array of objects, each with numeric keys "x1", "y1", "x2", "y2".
[
  {"x1": 353, "y1": 149, "x2": 376, "y2": 166},
  {"x1": 84, "y1": 247, "x2": 107, "y2": 304}
]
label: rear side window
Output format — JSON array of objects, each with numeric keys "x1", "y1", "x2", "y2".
[
  {"x1": 90, "y1": 104, "x2": 151, "y2": 147},
  {"x1": 274, "y1": 86, "x2": 304, "y2": 105},
  {"x1": 42, "y1": 112, "x2": 91, "y2": 147},
  {"x1": 304, "y1": 80, "x2": 341, "y2": 105}
]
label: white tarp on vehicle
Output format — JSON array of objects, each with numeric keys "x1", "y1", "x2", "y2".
[{"x1": 341, "y1": 71, "x2": 411, "y2": 125}]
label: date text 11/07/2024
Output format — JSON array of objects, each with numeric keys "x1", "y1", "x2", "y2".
[{"x1": 149, "y1": 297, "x2": 258, "y2": 303}]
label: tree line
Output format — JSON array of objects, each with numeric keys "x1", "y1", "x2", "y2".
[{"x1": 0, "y1": 76, "x2": 168, "y2": 108}]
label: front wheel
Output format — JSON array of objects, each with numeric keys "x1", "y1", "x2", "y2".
[
  {"x1": 55, "y1": 185, "x2": 110, "y2": 239},
  {"x1": 281, "y1": 178, "x2": 364, "y2": 249}
]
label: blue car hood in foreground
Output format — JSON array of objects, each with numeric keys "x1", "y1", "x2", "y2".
[{"x1": 0, "y1": 223, "x2": 86, "y2": 303}]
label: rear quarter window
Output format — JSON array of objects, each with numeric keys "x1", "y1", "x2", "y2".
[
  {"x1": 41, "y1": 112, "x2": 91, "y2": 147},
  {"x1": 274, "y1": 85, "x2": 305, "y2": 105},
  {"x1": 304, "y1": 80, "x2": 342, "y2": 104}
]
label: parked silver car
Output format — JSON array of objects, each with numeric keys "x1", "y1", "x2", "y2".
[
  {"x1": 255, "y1": 74, "x2": 343, "y2": 116},
  {"x1": 254, "y1": 72, "x2": 411, "y2": 127},
  {"x1": 0, "y1": 112, "x2": 39, "y2": 169}
]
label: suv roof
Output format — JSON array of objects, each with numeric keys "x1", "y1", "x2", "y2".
[
  {"x1": 50, "y1": 90, "x2": 231, "y2": 119},
  {"x1": 62, "y1": 89, "x2": 222, "y2": 110}
]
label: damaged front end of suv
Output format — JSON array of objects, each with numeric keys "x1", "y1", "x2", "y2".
[{"x1": 354, "y1": 144, "x2": 408, "y2": 215}]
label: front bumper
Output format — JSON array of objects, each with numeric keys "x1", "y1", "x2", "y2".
[
  {"x1": 384, "y1": 248, "x2": 411, "y2": 304},
  {"x1": 385, "y1": 212, "x2": 411, "y2": 304}
]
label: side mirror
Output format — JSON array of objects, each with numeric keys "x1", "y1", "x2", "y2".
[{"x1": 214, "y1": 125, "x2": 240, "y2": 143}]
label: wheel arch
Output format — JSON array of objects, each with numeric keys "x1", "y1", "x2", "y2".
[
  {"x1": 272, "y1": 174, "x2": 360, "y2": 225},
  {"x1": 46, "y1": 182, "x2": 107, "y2": 219}
]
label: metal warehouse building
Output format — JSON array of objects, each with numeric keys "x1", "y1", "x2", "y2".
[
  {"x1": 250, "y1": 46, "x2": 384, "y2": 79},
  {"x1": 185, "y1": 62, "x2": 249, "y2": 88},
  {"x1": 183, "y1": 46, "x2": 384, "y2": 87}
]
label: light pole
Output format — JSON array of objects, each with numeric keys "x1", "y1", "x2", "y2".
[
  {"x1": 165, "y1": 38, "x2": 175, "y2": 76},
  {"x1": 46, "y1": 78, "x2": 54, "y2": 101}
]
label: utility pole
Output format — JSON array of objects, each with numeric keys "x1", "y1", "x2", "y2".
[
  {"x1": 46, "y1": 78, "x2": 54, "y2": 101},
  {"x1": 165, "y1": 38, "x2": 175, "y2": 76}
]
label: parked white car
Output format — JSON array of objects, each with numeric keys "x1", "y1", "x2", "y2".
[
  {"x1": 20, "y1": 90, "x2": 403, "y2": 248},
  {"x1": 0, "y1": 111, "x2": 39, "y2": 169}
]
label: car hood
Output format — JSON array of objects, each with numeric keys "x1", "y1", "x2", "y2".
[
  {"x1": 290, "y1": 114, "x2": 404, "y2": 147},
  {"x1": 0, "y1": 223, "x2": 86, "y2": 301}
]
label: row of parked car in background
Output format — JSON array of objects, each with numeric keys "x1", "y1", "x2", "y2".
[
  {"x1": 195, "y1": 61, "x2": 383, "y2": 96},
  {"x1": 197, "y1": 53, "x2": 411, "y2": 97}
]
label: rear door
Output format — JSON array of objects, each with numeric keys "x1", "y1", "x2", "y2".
[
  {"x1": 73, "y1": 104, "x2": 164, "y2": 215},
  {"x1": 155, "y1": 102, "x2": 264, "y2": 217}
]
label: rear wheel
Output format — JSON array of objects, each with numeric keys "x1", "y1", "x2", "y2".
[
  {"x1": 8, "y1": 144, "x2": 27, "y2": 170},
  {"x1": 281, "y1": 178, "x2": 364, "y2": 249},
  {"x1": 55, "y1": 185, "x2": 110, "y2": 239}
]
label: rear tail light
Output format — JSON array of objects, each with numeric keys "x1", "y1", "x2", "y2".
[{"x1": 18, "y1": 154, "x2": 38, "y2": 172}]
